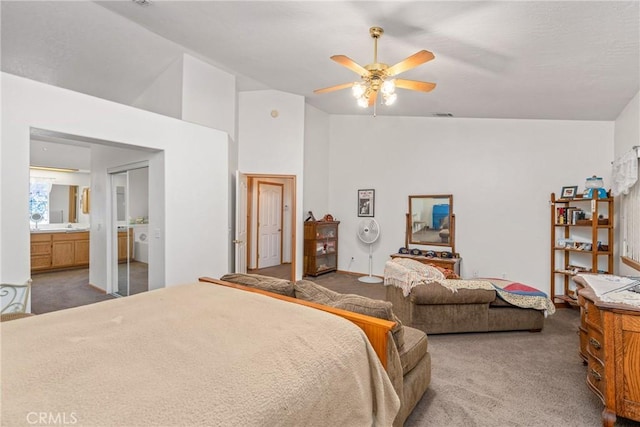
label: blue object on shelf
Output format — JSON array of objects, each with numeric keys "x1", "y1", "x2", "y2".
[{"x1": 585, "y1": 188, "x2": 607, "y2": 199}]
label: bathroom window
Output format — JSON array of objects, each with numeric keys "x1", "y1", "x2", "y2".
[{"x1": 29, "y1": 181, "x2": 51, "y2": 225}]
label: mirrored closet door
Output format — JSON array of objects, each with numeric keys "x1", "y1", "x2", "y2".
[{"x1": 110, "y1": 165, "x2": 149, "y2": 297}]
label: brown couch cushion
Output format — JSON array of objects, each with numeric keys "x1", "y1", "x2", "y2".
[
  {"x1": 220, "y1": 273, "x2": 295, "y2": 297},
  {"x1": 294, "y1": 279, "x2": 341, "y2": 304},
  {"x1": 295, "y1": 280, "x2": 405, "y2": 348},
  {"x1": 398, "y1": 326, "x2": 428, "y2": 376},
  {"x1": 410, "y1": 283, "x2": 496, "y2": 305}
]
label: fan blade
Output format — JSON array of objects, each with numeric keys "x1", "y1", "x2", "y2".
[
  {"x1": 386, "y1": 50, "x2": 435, "y2": 77},
  {"x1": 368, "y1": 89, "x2": 378, "y2": 107},
  {"x1": 331, "y1": 55, "x2": 369, "y2": 76},
  {"x1": 313, "y1": 82, "x2": 354, "y2": 94},
  {"x1": 395, "y1": 79, "x2": 436, "y2": 93}
]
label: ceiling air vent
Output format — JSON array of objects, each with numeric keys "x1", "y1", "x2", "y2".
[{"x1": 432, "y1": 113, "x2": 454, "y2": 117}]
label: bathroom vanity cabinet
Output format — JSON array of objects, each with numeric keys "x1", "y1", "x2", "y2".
[
  {"x1": 118, "y1": 229, "x2": 134, "y2": 263},
  {"x1": 31, "y1": 231, "x2": 90, "y2": 272}
]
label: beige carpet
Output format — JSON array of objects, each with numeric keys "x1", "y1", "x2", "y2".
[
  {"x1": 27, "y1": 267, "x2": 640, "y2": 426},
  {"x1": 30, "y1": 262, "x2": 148, "y2": 314},
  {"x1": 257, "y1": 269, "x2": 639, "y2": 426}
]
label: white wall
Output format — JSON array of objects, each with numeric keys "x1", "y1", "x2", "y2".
[
  {"x1": 328, "y1": 115, "x2": 614, "y2": 296},
  {"x1": 1, "y1": 72, "x2": 229, "y2": 288},
  {"x1": 614, "y1": 90, "x2": 640, "y2": 275},
  {"x1": 132, "y1": 57, "x2": 184, "y2": 120},
  {"x1": 182, "y1": 54, "x2": 237, "y2": 141},
  {"x1": 238, "y1": 90, "x2": 305, "y2": 278},
  {"x1": 132, "y1": 54, "x2": 237, "y2": 142},
  {"x1": 303, "y1": 104, "x2": 331, "y2": 218}
]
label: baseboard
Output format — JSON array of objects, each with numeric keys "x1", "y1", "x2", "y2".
[
  {"x1": 336, "y1": 270, "x2": 383, "y2": 279},
  {"x1": 87, "y1": 283, "x2": 107, "y2": 294}
]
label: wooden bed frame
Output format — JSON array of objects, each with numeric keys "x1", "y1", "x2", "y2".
[{"x1": 198, "y1": 277, "x2": 396, "y2": 368}]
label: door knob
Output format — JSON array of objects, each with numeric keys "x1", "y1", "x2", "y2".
[{"x1": 232, "y1": 240, "x2": 243, "y2": 244}]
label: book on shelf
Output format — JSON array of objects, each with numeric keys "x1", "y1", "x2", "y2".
[{"x1": 556, "y1": 207, "x2": 586, "y2": 225}]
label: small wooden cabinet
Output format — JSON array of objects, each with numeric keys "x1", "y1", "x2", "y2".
[
  {"x1": 304, "y1": 221, "x2": 339, "y2": 276},
  {"x1": 389, "y1": 253, "x2": 461, "y2": 275},
  {"x1": 574, "y1": 275, "x2": 640, "y2": 426},
  {"x1": 30, "y1": 233, "x2": 53, "y2": 271},
  {"x1": 31, "y1": 231, "x2": 90, "y2": 272}
]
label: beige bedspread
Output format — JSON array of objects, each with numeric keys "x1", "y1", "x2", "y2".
[{"x1": 1, "y1": 283, "x2": 399, "y2": 426}]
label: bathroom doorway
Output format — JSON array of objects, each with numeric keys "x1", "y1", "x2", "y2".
[{"x1": 109, "y1": 164, "x2": 149, "y2": 297}]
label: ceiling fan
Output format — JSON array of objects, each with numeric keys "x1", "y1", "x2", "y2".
[{"x1": 314, "y1": 26, "x2": 436, "y2": 108}]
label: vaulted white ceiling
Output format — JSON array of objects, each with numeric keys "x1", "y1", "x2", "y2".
[{"x1": 2, "y1": 1, "x2": 638, "y2": 120}]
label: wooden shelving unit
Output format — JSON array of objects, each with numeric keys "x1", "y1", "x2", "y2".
[{"x1": 550, "y1": 192, "x2": 614, "y2": 305}]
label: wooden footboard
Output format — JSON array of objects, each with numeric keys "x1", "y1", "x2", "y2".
[{"x1": 198, "y1": 277, "x2": 395, "y2": 368}]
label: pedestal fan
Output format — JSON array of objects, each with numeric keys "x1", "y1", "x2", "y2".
[{"x1": 357, "y1": 218, "x2": 382, "y2": 283}]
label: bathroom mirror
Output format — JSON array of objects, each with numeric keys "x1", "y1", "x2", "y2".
[
  {"x1": 49, "y1": 184, "x2": 79, "y2": 223},
  {"x1": 408, "y1": 195, "x2": 454, "y2": 247}
]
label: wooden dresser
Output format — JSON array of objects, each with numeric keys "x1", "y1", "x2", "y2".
[
  {"x1": 574, "y1": 275, "x2": 640, "y2": 426},
  {"x1": 389, "y1": 253, "x2": 461, "y2": 275}
]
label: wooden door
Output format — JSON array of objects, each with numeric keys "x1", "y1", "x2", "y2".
[{"x1": 257, "y1": 182, "x2": 282, "y2": 268}]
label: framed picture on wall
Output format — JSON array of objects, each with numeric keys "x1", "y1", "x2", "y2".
[{"x1": 358, "y1": 189, "x2": 375, "y2": 217}]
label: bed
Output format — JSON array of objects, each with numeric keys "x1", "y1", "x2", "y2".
[{"x1": 1, "y1": 282, "x2": 400, "y2": 426}]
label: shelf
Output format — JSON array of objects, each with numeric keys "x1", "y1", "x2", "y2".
[
  {"x1": 554, "y1": 294, "x2": 580, "y2": 307},
  {"x1": 555, "y1": 196, "x2": 613, "y2": 203},
  {"x1": 553, "y1": 247, "x2": 612, "y2": 255},
  {"x1": 550, "y1": 192, "x2": 613, "y2": 304}
]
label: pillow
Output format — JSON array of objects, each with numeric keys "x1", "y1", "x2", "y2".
[
  {"x1": 220, "y1": 273, "x2": 295, "y2": 297},
  {"x1": 295, "y1": 280, "x2": 405, "y2": 348},
  {"x1": 294, "y1": 280, "x2": 341, "y2": 305},
  {"x1": 428, "y1": 264, "x2": 461, "y2": 279},
  {"x1": 331, "y1": 294, "x2": 394, "y2": 320},
  {"x1": 330, "y1": 294, "x2": 404, "y2": 349},
  {"x1": 391, "y1": 258, "x2": 446, "y2": 281}
]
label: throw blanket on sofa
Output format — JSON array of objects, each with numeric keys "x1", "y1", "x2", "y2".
[
  {"x1": 384, "y1": 260, "x2": 555, "y2": 314},
  {"x1": 2, "y1": 283, "x2": 399, "y2": 426},
  {"x1": 436, "y1": 278, "x2": 555, "y2": 314}
]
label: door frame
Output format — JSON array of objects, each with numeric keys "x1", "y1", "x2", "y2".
[{"x1": 236, "y1": 173, "x2": 296, "y2": 283}]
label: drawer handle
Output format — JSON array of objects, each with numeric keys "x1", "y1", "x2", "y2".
[
  {"x1": 589, "y1": 337, "x2": 601, "y2": 350},
  {"x1": 590, "y1": 369, "x2": 602, "y2": 382}
]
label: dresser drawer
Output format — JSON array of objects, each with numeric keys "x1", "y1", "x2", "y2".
[
  {"x1": 585, "y1": 301, "x2": 603, "y2": 330},
  {"x1": 586, "y1": 355, "x2": 606, "y2": 401},
  {"x1": 586, "y1": 328, "x2": 604, "y2": 362}
]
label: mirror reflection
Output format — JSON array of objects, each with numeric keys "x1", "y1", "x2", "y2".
[{"x1": 409, "y1": 195, "x2": 453, "y2": 246}]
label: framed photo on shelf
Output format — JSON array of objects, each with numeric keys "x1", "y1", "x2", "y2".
[
  {"x1": 561, "y1": 186, "x2": 578, "y2": 199},
  {"x1": 357, "y1": 189, "x2": 375, "y2": 217}
]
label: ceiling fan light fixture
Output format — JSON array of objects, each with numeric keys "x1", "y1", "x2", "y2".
[
  {"x1": 357, "y1": 96, "x2": 369, "y2": 108},
  {"x1": 314, "y1": 27, "x2": 435, "y2": 113},
  {"x1": 383, "y1": 92, "x2": 397, "y2": 106},
  {"x1": 381, "y1": 79, "x2": 396, "y2": 96},
  {"x1": 352, "y1": 82, "x2": 366, "y2": 98}
]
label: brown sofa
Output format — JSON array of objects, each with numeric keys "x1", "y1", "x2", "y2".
[
  {"x1": 386, "y1": 282, "x2": 545, "y2": 335},
  {"x1": 217, "y1": 273, "x2": 431, "y2": 427}
]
